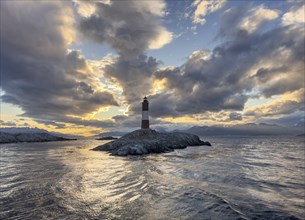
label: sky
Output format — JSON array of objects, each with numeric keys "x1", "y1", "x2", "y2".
[{"x1": 0, "y1": 0, "x2": 304, "y2": 136}]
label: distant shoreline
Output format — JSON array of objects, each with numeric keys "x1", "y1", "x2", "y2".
[{"x1": 0, "y1": 132, "x2": 76, "y2": 144}]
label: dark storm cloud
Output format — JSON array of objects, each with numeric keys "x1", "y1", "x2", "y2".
[
  {"x1": 33, "y1": 116, "x2": 116, "y2": 129},
  {"x1": 148, "y1": 93, "x2": 180, "y2": 118},
  {"x1": 78, "y1": 0, "x2": 171, "y2": 59},
  {"x1": 245, "y1": 97, "x2": 304, "y2": 118},
  {"x1": 58, "y1": 116, "x2": 116, "y2": 128},
  {"x1": 218, "y1": 3, "x2": 279, "y2": 38},
  {"x1": 34, "y1": 120, "x2": 66, "y2": 129},
  {"x1": 112, "y1": 114, "x2": 168, "y2": 129},
  {"x1": 253, "y1": 66, "x2": 289, "y2": 82},
  {"x1": 2, "y1": 0, "x2": 302, "y2": 131},
  {"x1": 229, "y1": 112, "x2": 243, "y2": 121},
  {"x1": 77, "y1": 0, "x2": 171, "y2": 115},
  {"x1": 153, "y1": 49, "x2": 251, "y2": 116},
  {"x1": 151, "y1": 5, "x2": 304, "y2": 118},
  {"x1": 103, "y1": 55, "x2": 159, "y2": 107},
  {"x1": 217, "y1": 4, "x2": 251, "y2": 38},
  {"x1": 0, "y1": 1, "x2": 118, "y2": 127},
  {"x1": 112, "y1": 115, "x2": 140, "y2": 128}
]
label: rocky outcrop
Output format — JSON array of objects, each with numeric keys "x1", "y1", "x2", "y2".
[
  {"x1": 92, "y1": 129, "x2": 211, "y2": 156},
  {"x1": 96, "y1": 136, "x2": 118, "y2": 140},
  {"x1": 0, "y1": 132, "x2": 75, "y2": 144},
  {"x1": 296, "y1": 133, "x2": 305, "y2": 137}
]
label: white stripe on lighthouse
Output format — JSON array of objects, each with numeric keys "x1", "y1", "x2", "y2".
[{"x1": 142, "y1": 111, "x2": 149, "y2": 120}]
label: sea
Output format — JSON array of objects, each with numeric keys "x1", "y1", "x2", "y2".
[{"x1": 0, "y1": 136, "x2": 304, "y2": 220}]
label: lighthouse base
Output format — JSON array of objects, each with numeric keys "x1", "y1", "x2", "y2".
[
  {"x1": 141, "y1": 120, "x2": 149, "y2": 129},
  {"x1": 93, "y1": 129, "x2": 212, "y2": 156}
]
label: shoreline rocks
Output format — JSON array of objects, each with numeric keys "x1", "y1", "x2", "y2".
[
  {"x1": 296, "y1": 133, "x2": 305, "y2": 137},
  {"x1": 92, "y1": 129, "x2": 211, "y2": 156},
  {"x1": 96, "y1": 136, "x2": 118, "y2": 140}
]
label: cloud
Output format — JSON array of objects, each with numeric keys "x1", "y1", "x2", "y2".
[
  {"x1": 152, "y1": 47, "x2": 251, "y2": 116},
  {"x1": 150, "y1": 4, "x2": 304, "y2": 119},
  {"x1": 239, "y1": 5, "x2": 279, "y2": 33},
  {"x1": 1, "y1": 1, "x2": 303, "y2": 132},
  {"x1": 1, "y1": 1, "x2": 118, "y2": 127},
  {"x1": 77, "y1": 0, "x2": 172, "y2": 59},
  {"x1": 219, "y1": 4, "x2": 279, "y2": 37},
  {"x1": 112, "y1": 115, "x2": 141, "y2": 128},
  {"x1": 149, "y1": 26, "x2": 173, "y2": 49},
  {"x1": 245, "y1": 89, "x2": 304, "y2": 118},
  {"x1": 282, "y1": 3, "x2": 305, "y2": 25},
  {"x1": 250, "y1": 28, "x2": 304, "y2": 97},
  {"x1": 77, "y1": 0, "x2": 171, "y2": 116},
  {"x1": 246, "y1": 100, "x2": 302, "y2": 117},
  {"x1": 148, "y1": 93, "x2": 180, "y2": 118},
  {"x1": 229, "y1": 112, "x2": 243, "y2": 121},
  {"x1": 34, "y1": 120, "x2": 66, "y2": 129},
  {"x1": 103, "y1": 55, "x2": 159, "y2": 105},
  {"x1": 192, "y1": 0, "x2": 226, "y2": 25},
  {"x1": 73, "y1": 0, "x2": 99, "y2": 18},
  {"x1": 111, "y1": 114, "x2": 172, "y2": 130}
]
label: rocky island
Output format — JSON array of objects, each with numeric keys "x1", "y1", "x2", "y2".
[
  {"x1": 96, "y1": 136, "x2": 118, "y2": 140},
  {"x1": 0, "y1": 132, "x2": 75, "y2": 144},
  {"x1": 92, "y1": 129, "x2": 211, "y2": 156}
]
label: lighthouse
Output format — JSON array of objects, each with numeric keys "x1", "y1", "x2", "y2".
[{"x1": 141, "y1": 97, "x2": 149, "y2": 129}]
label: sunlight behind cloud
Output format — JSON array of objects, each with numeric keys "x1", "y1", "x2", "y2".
[
  {"x1": 192, "y1": 0, "x2": 226, "y2": 25},
  {"x1": 245, "y1": 89, "x2": 304, "y2": 118},
  {"x1": 239, "y1": 5, "x2": 279, "y2": 33},
  {"x1": 282, "y1": 4, "x2": 305, "y2": 25},
  {"x1": 1, "y1": 0, "x2": 304, "y2": 133},
  {"x1": 148, "y1": 27, "x2": 173, "y2": 49}
]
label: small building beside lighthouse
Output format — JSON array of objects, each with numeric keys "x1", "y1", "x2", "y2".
[{"x1": 141, "y1": 97, "x2": 149, "y2": 129}]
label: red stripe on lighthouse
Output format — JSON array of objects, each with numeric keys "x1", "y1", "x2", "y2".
[{"x1": 141, "y1": 97, "x2": 149, "y2": 129}]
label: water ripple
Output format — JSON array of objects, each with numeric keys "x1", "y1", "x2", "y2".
[{"x1": 0, "y1": 137, "x2": 304, "y2": 219}]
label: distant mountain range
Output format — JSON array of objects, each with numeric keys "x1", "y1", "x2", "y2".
[
  {"x1": 0, "y1": 127, "x2": 77, "y2": 144},
  {"x1": 0, "y1": 132, "x2": 74, "y2": 144},
  {"x1": 0, "y1": 127, "x2": 82, "y2": 144},
  {"x1": 177, "y1": 123, "x2": 304, "y2": 137},
  {"x1": 0, "y1": 127, "x2": 49, "y2": 134},
  {"x1": 1, "y1": 122, "x2": 304, "y2": 143},
  {"x1": 94, "y1": 123, "x2": 304, "y2": 137},
  {"x1": 0, "y1": 127, "x2": 82, "y2": 139}
]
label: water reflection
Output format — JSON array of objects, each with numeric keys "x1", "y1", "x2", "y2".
[{"x1": 1, "y1": 137, "x2": 304, "y2": 219}]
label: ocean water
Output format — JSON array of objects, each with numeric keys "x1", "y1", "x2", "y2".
[{"x1": 0, "y1": 136, "x2": 304, "y2": 220}]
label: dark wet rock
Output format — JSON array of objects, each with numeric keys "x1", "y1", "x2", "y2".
[
  {"x1": 96, "y1": 136, "x2": 118, "y2": 140},
  {"x1": 0, "y1": 132, "x2": 75, "y2": 144},
  {"x1": 296, "y1": 133, "x2": 305, "y2": 137},
  {"x1": 92, "y1": 129, "x2": 211, "y2": 156}
]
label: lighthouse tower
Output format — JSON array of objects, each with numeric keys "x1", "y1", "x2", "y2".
[{"x1": 141, "y1": 97, "x2": 149, "y2": 129}]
